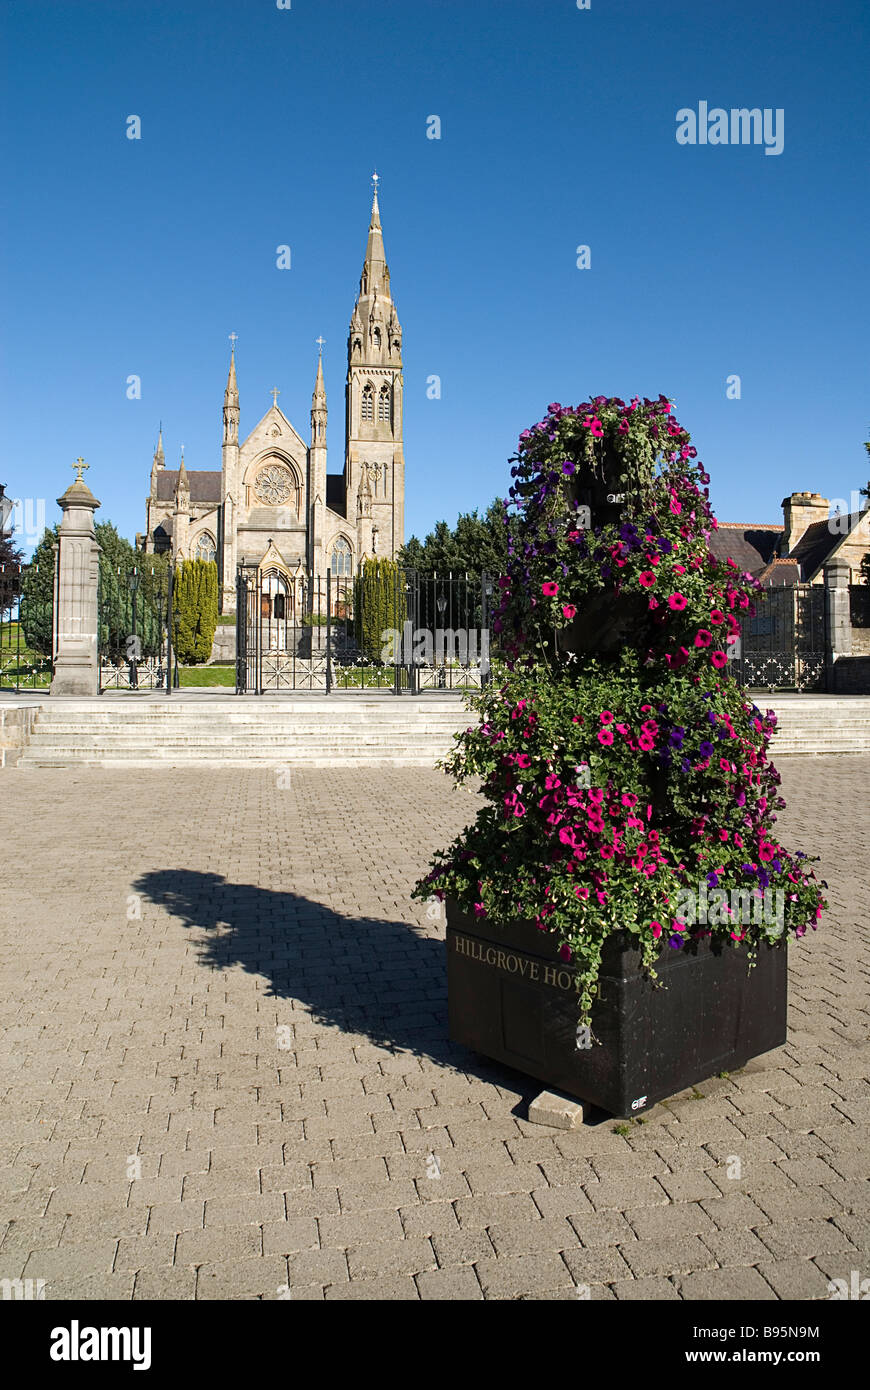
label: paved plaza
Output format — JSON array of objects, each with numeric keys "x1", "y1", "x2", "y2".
[{"x1": 0, "y1": 756, "x2": 868, "y2": 1301}]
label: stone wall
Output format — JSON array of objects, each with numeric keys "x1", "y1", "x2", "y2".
[
  {"x1": 0, "y1": 705, "x2": 39, "y2": 767},
  {"x1": 830, "y1": 656, "x2": 870, "y2": 694}
]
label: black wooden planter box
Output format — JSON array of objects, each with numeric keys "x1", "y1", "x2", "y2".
[{"x1": 446, "y1": 902, "x2": 787, "y2": 1117}]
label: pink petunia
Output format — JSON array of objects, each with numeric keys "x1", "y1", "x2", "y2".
[
  {"x1": 600, "y1": 710, "x2": 614, "y2": 723},
  {"x1": 650, "y1": 921, "x2": 663, "y2": 939},
  {"x1": 711, "y1": 650, "x2": 728, "y2": 669},
  {"x1": 695, "y1": 629, "x2": 712, "y2": 647},
  {"x1": 562, "y1": 604, "x2": 577, "y2": 620},
  {"x1": 639, "y1": 571, "x2": 656, "y2": 588},
  {"x1": 668, "y1": 593, "x2": 687, "y2": 611},
  {"x1": 638, "y1": 734, "x2": 655, "y2": 751},
  {"x1": 542, "y1": 581, "x2": 559, "y2": 597},
  {"x1": 710, "y1": 609, "x2": 725, "y2": 624},
  {"x1": 598, "y1": 729, "x2": 614, "y2": 746}
]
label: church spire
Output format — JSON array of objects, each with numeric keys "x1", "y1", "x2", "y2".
[
  {"x1": 223, "y1": 337, "x2": 240, "y2": 446},
  {"x1": 311, "y1": 339, "x2": 327, "y2": 447},
  {"x1": 153, "y1": 426, "x2": 165, "y2": 468},
  {"x1": 360, "y1": 173, "x2": 389, "y2": 299},
  {"x1": 225, "y1": 341, "x2": 239, "y2": 407}
]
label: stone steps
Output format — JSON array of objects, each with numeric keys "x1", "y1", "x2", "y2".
[
  {"x1": 11, "y1": 694, "x2": 870, "y2": 767},
  {"x1": 17, "y1": 698, "x2": 469, "y2": 767}
]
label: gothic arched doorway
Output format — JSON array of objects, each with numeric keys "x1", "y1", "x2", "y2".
[{"x1": 260, "y1": 568, "x2": 292, "y2": 652}]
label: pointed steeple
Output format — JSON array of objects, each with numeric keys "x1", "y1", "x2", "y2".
[
  {"x1": 225, "y1": 346, "x2": 239, "y2": 407},
  {"x1": 360, "y1": 175, "x2": 390, "y2": 300},
  {"x1": 175, "y1": 450, "x2": 189, "y2": 504},
  {"x1": 313, "y1": 349, "x2": 326, "y2": 405},
  {"x1": 153, "y1": 426, "x2": 165, "y2": 468},
  {"x1": 223, "y1": 339, "x2": 240, "y2": 446},
  {"x1": 311, "y1": 340, "x2": 327, "y2": 447}
]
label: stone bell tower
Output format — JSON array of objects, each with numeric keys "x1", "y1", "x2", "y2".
[{"x1": 346, "y1": 176, "x2": 405, "y2": 560}]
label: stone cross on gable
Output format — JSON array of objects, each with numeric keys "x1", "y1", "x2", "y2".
[
  {"x1": 316, "y1": 336, "x2": 325, "y2": 354},
  {"x1": 72, "y1": 457, "x2": 89, "y2": 483}
]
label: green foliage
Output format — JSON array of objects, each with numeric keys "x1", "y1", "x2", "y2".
[
  {"x1": 398, "y1": 498, "x2": 513, "y2": 580},
  {"x1": 98, "y1": 529, "x2": 170, "y2": 662},
  {"x1": 16, "y1": 527, "x2": 57, "y2": 653},
  {"x1": 353, "y1": 557, "x2": 406, "y2": 661},
  {"x1": 173, "y1": 559, "x2": 219, "y2": 664},
  {"x1": 18, "y1": 524, "x2": 170, "y2": 660}
]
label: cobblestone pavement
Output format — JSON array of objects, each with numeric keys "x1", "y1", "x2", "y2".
[{"x1": 1, "y1": 757, "x2": 867, "y2": 1301}]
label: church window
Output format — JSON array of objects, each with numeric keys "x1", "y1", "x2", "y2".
[
  {"x1": 253, "y1": 462, "x2": 295, "y2": 506},
  {"x1": 361, "y1": 384, "x2": 374, "y2": 420},
  {"x1": 331, "y1": 536, "x2": 353, "y2": 576},
  {"x1": 194, "y1": 532, "x2": 217, "y2": 564},
  {"x1": 373, "y1": 328, "x2": 381, "y2": 348},
  {"x1": 378, "y1": 385, "x2": 391, "y2": 422}
]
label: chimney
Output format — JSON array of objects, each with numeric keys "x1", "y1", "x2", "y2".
[{"x1": 781, "y1": 492, "x2": 829, "y2": 554}]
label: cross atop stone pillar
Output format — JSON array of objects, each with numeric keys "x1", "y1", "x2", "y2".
[{"x1": 50, "y1": 466, "x2": 102, "y2": 697}]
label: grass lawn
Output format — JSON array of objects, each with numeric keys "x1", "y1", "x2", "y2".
[{"x1": 178, "y1": 665, "x2": 236, "y2": 687}]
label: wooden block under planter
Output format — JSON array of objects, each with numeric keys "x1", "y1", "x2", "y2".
[{"x1": 446, "y1": 901, "x2": 787, "y2": 1119}]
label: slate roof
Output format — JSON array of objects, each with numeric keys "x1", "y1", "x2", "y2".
[
  {"x1": 754, "y1": 557, "x2": 802, "y2": 587},
  {"x1": 789, "y1": 513, "x2": 864, "y2": 581},
  {"x1": 707, "y1": 523, "x2": 783, "y2": 574},
  {"x1": 155, "y1": 470, "x2": 222, "y2": 503}
]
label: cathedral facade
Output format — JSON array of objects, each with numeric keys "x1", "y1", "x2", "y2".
[{"x1": 141, "y1": 184, "x2": 405, "y2": 613}]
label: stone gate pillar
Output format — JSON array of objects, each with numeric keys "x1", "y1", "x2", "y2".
[
  {"x1": 824, "y1": 558, "x2": 851, "y2": 686},
  {"x1": 50, "y1": 468, "x2": 101, "y2": 697}
]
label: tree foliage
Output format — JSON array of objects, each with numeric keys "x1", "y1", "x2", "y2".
[
  {"x1": 353, "y1": 557, "x2": 405, "y2": 661},
  {"x1": 172, "y1": 558, "x2": 219, "y2": 664},
  {"x1": 398, "y1": 498, "x2": 513, "y2": 580}
]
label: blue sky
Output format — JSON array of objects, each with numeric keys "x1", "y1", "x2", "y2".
[{"x1": 2, "y1": 0, "x2": 868, "y2": 555}]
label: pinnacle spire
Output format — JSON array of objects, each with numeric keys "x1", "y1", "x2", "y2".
[
  {"x1": 360, "y1": 176, "x2": 389, "y2": 298},
  {"x1": 225, "y1": 343, "x2": 238, "y2": 406},
  {"x1": 153, "y1": 426, "x2": 164, "y2": 466},
  {"x1": 313, "y1": 346, "x2": 326, "y2": 403}
]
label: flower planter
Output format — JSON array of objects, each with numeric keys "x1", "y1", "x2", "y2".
[{"x1": 446, "y1": 900, "x2": 787, "y2": 1118}]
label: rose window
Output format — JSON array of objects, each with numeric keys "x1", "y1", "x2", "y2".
[{"x1": 254, "y1": 464, "x2": 294, "y2": 505}]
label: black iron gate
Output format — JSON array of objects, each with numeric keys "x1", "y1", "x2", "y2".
[
  {"x1": 0, "y1": 558, "x2": 56, "y2": 691},
  {"x1": 733, "y1": 584, "x2": 827, "y2": 691},
  {"x1": 235, "y1": 565, "x2": 494, "y2": 695},
  {"x1": 98, "y1": 560, "x2": 177, "y2": 692}
]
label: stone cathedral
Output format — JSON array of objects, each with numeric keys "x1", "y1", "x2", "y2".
[{"x1": 141, "y1": 183, "x2": 405, "y2": 613}]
